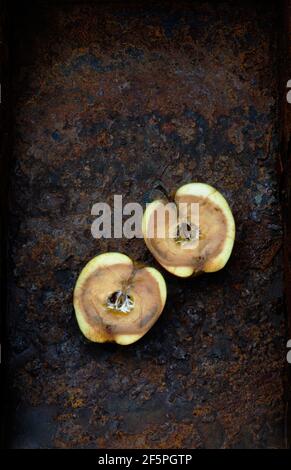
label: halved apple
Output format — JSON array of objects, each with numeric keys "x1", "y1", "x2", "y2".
[
  {"x1": 73, "y1": 252, "x2": 167, "y2": 345},
  {"x1": 142, "y1": 183, "x2": 235, "y2": 277}
]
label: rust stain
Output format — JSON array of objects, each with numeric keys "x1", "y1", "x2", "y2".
[{"x1": 4, "y1": 0, "x2": 287, "y2": 449}]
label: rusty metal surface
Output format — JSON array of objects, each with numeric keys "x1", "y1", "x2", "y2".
[
  {"x1": 0, "y1": 0, "x2": 11, "y2": 448},
  {"x1": 281, "y1": 0, "x2": 291, "y2": 448},
  {"x1": 5, "y1": 0, "x2": 287, "y2": 448}
]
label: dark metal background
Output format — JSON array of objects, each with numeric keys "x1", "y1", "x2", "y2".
[
  {"x1": 281, "y1": 0, "x2": 291, "y2": 448},
  {"x1": 3, "y1": 0, "x2": 289, "y2": 448}
]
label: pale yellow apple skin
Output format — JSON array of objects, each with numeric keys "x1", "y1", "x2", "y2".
[
  {"x1": 73, "y1": 252, "x2": 167, "y2": 345},
  {"x1": 74, "y1": 253, "x2": 131, "y2": 344},
  {"x1": 114, "y1": 267, "x2": 167, "y2": 346},
  {"x1": 142, "y1": 183, "x2": 235, "y2": 277}
]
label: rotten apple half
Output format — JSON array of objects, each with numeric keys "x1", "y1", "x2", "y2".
[
  {"x1": 142, "y1": 182, "x2": 235, "y2": 277},
  {"x1": 73, "y1": 252, "x2": 167, "y2": 345}
]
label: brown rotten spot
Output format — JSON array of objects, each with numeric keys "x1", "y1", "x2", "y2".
[
  {"x1": 142, "y1": 183, "x2": 235, "y2": 277},
  {"x1": 73, "y1": 252, "x2": 167, "y2": 345}
]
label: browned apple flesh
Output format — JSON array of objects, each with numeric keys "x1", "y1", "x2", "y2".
[
  {"x1": 142, "y1": 183, "x2": 235, "y2": 277},
  {"x1": 73, "y1": 253, "x2": 167, "y2": 345}
]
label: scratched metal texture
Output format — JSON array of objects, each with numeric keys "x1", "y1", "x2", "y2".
[{"x1": 5, "y1": 0, "x2": 286, "y2": 448}]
